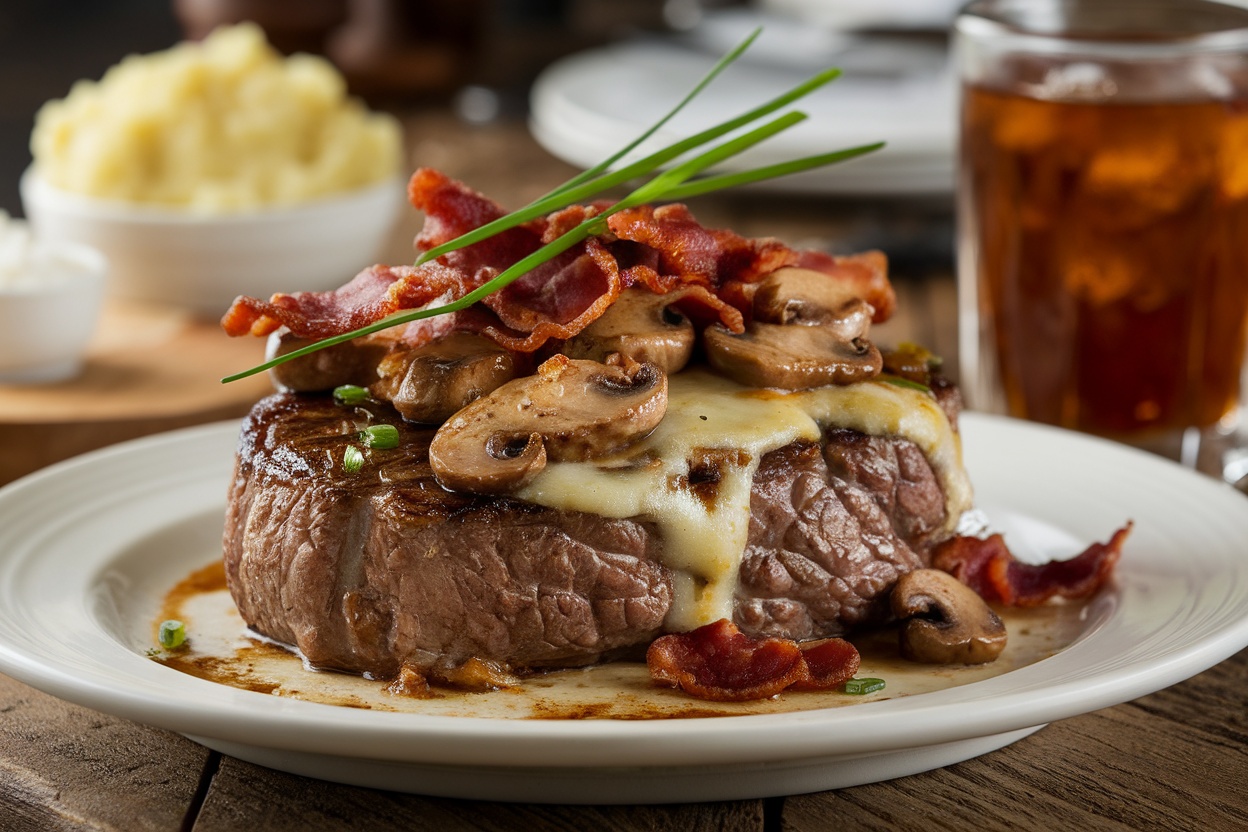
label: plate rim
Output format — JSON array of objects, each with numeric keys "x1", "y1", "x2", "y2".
[{"x1": 0, "y1": 413, "x2": 1246, "y2": 771}]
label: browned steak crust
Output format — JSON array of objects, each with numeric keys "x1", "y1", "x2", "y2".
[{"x1": 224, "y1": 392, "x2": 951, "y2": 676}]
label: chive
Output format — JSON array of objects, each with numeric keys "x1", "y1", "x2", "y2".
[
  {"x1": 657, "y1": 142, "x2": 883, "y2": 202},
  {"x1": 541, "y1": 27, "x2": 761, "y2": 202},
  {"x1": 413, "y1": 53, "x2": 840, "y2": 270},
  {"x1": 343, "y1": 444, "x2": 365, "y2": 473},
  {"x1": 843, "y1": 677, "x2": 886, "y2": 695},
  {"x1": 879, "y1": 375, "x2": 932, "y2": 394},
  {"x1": 221, "y1": 31, "x2": 884, "y2": 384},
  {"x1": 158, "y1": 620, "x2": 186, "y2": 650},
  {"x1": 333, "y1": 384, "x2": 370, "y2": 405},
  {"x1": 359, "y1": 424, "x2": 400, "y2": 449}
]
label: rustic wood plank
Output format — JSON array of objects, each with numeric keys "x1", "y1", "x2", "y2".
[
  {"x1": 0, "y1": 301, "x2": 274, "y2": 486},
  {"x1": 782, "y1": 649, "x2": 1248, "y2": 832},
  {"x1": 192, "y1": 755, "x2": 764, "y2": 832},
  {"x1": 0, "y1": 673, "x2": 209, "y2": 832}
]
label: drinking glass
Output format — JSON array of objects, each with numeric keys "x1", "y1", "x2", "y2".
[{"x1": 955, "y1": 0, "x2": 1248, "y2": 477}]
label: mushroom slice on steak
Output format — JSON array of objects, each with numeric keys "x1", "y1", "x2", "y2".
[
  {"x1": 371, "y1": 332, "x2": 519, "y2": 425},
  {"x1": 891, "y1": 568, "x2": 1007, "y2": 664},
  {"x1": 561, "y1": 287, "x2": 696, "y2": 374},
  {"x1": 265, "y1": 328, "x2": 391, "y2": 392},
  {"x1": 705, "y1": 267, "x2": 883, "y2": 390},
  {"x1": 429, "y1": 354, "x2": 668, "y2": 494}
]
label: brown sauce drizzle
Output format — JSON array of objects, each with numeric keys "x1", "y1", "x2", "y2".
[{"x1": 150, "y1": 560, "x2": 1091, "y2": 720}]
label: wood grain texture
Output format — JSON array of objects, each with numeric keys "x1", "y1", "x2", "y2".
[
  {"x1": 191, "y1": 755, "x2": 764, "y2": 832},
  {"x1": 0, "y1": 301, "x2": 274, "y2": 486},
  {"x1": 0, "y1": 674, "x2": 210, "y2": 832},
  {"x1": 782, "y1": 648, "x2": 1248, "y2": 832}
]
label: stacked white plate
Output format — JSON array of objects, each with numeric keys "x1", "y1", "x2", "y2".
[{"x1": 529, "y1": 13, "x2": 956, "y2": 196}]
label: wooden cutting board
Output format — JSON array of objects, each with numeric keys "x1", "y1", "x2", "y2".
[{"x1": 0, "y1": 301, "x2": 275, "y2": 485}]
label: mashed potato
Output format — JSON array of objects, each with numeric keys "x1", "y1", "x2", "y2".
[{"x1": 30, "y1": 24, "x2": 402, "y2": 212}]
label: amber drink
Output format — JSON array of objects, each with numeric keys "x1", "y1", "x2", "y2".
[{"x1": 956, "y1": 0, "x2": 1248, "y2": 453}]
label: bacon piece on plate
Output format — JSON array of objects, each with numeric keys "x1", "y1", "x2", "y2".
[
  {"x1": 932, "y1": 524, "x2": 1131, "y2": 607},
  {"x1": 792, "y1": 637, "x2": 862, "y2": 691},
  {"x1": 647, "y1": 619, "x2": 860, "y2": 701}
]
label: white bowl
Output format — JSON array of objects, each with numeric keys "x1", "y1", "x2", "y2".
[
  {"x1": 0, "y1": 240, "x2": 107, "y2": 384},
  {"x1": 20, "y1": 169, "x2": 406, "y2": 318}
]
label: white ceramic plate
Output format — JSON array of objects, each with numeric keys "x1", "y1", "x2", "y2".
[
  {"x1": 0, "y1": 415, "x2": 1246, "y2": 804},
  {"x1": 529, "y1": 25, "x2": 956, "y2": 196}
]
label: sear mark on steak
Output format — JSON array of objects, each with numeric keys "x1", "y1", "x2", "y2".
[{"x1": 224, "y1": 392, "x2": 953, "y2": 677}]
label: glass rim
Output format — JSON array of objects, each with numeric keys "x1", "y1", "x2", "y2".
[{"x1": 957, "y1": 0, "x2": 1248, "y2": 55}]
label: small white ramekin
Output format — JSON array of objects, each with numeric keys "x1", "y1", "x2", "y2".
[{"x1": 0, "y1": 239, "x2": 108, "y2": 384}]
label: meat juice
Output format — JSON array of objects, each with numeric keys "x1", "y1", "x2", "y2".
[{"x1": 962, "y1": 85, "x2": 1248, "y2": 437}]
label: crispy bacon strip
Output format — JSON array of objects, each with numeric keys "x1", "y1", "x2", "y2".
[
  {"x1": 647, "y1": 619, "x2": 860, "y2": 701},
  {"x1": 607, "y1": 203, "x2": 795, "y2": 289},
  {"x1": 221, "y1": 264, "x2": 404, "y2": 338},
  {"x1": 932, "y1": 524, "x2": 1131, "y2": 607},
  {"x1": 220, "y1": 169, "x2": 895, "y2": 354},
  {"x1": 481, "y1": 239, "x2": 623, "y2": 352}
]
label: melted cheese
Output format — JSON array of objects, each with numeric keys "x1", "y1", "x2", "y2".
[{"x1": 516, "y1": 370, "x2": 971, "y2": 631}]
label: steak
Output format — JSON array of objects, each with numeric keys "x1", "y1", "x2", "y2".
[{"x1": 224, "y1": 391, "x2": 955, "y2": 678}]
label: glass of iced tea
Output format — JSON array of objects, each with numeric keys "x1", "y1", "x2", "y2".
[{"x1": 955, "y1": 0, "x2": 1248, "y2": 473}]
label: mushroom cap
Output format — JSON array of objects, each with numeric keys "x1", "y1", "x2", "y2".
[
  {"x1": 265, "y1": 328, "x2": 391, "y2": 392},
  {"x1": 751, "y1": 267, "x2": 867, "y2": 327},
  {"x1": 561, "y1": 287, "x2": 695, "y2": 374},
  {"x1": 429, "y1": 354, "x2": 668, "y2": 494},
  {"x1": 891, "y1": 568, "x2": 1008, "y2": 665},
  {"x1": 703, "y1": 267, "x2": 883, "y2": 390},
  {"x1": 372, "y1": 332, "x2": 519, "y2": 425}
]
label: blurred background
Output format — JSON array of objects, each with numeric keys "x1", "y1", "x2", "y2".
[
  {"x1": 0, "y1": 0, "x2": 959, "y2": 272},
  {"x1": 0, "y1": 0, "x2": 965, "y2": 482},
  {"x1": 0, "y1": 0, "x2": 662, "y2": 214}
]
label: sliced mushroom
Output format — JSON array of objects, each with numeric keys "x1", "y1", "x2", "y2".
[
  {"x1": 752, "y1": 267, "x2": 869, "y2": 327},
  {"x1": 891, "y1": 569, "x2": 1008, "y2": 665},
  {"x1": 429, "y1": 354, "x2": 668, "y2": 494},
  {"x1": 265, "y1": 328, "x2": 390, "y2": 392},
  {"x1": 561, "y1": 287, "x2": 696, "y2": 374},
  {"x1": 704, "y1": 268, "x2": 883, "y2": 390},
  {"x1": 371, "y1": 332, "x2": 519, "y2": 424}
]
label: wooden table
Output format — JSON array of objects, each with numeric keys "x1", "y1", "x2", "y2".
[{"x1": 2, "y1": 112, "x2": 1246, "y2": 832}]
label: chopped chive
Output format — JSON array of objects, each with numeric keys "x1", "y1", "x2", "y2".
[
  {"x1": 221, "y1": 30, "x2": 884, "y2": 385},
  {"x1": 333, "y1": 384, "x2": 370, "y2": 405},
  {"x1": 343, "y1": 444, "x2": 365, "y2": 473},
  {"x1": 843, "y1": 677, "x2": 886, "y2": 695},
  {"x1": 158, "y1": 620, "x2": 186, "y2": 650},
  {"x1": 359, "y1": 424, "x2": 400, "y2": 449}
]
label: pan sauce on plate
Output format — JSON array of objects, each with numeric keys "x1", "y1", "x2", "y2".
[{"x1": 154, "y1": 560, "x2": 1090, "y2": 719}]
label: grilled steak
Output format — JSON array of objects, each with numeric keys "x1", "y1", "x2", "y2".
[{"x1": 224, "y1": 389, "x2": 956, "y2": 678}]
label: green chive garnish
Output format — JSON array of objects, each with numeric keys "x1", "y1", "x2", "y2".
[
  {"x1": 333, "y1": 384, "x2": 370, "y2": 405},
  {"x1": 343, "y1": 444, "x2": 365, "y2": 473},
  {"x1": 358, "y1": 424, "x2": 400, "y2": 449},
  {"x1": 158, "y1": 620, "x2": 186, "y2": 650},
  {"x1": 843, "y1": 677, "x2": 886, "y2": 695},
  {"x1": 879, "y1": 375, "x2": 932, "y2": 394},
  {"x1": 221, "y1": 29, "x2": 884, "y2": 384}
]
